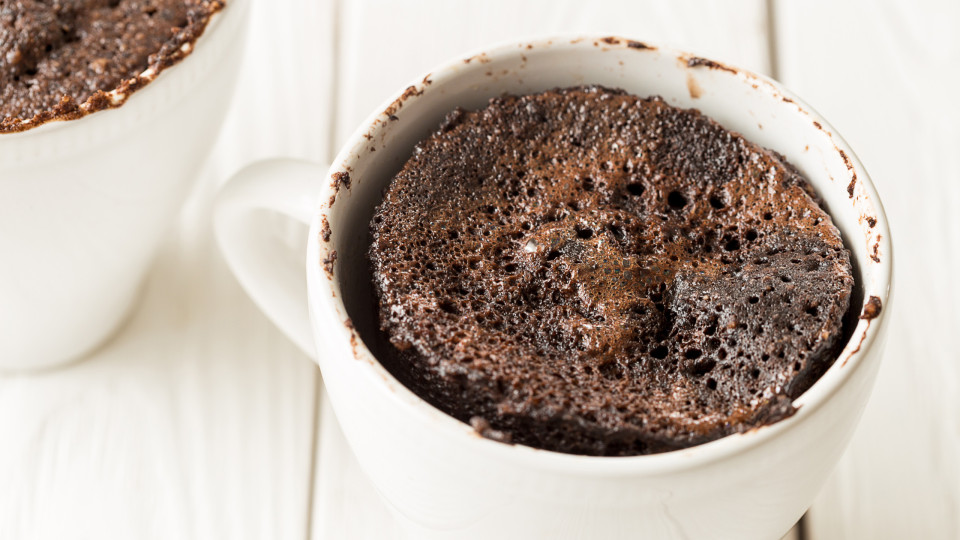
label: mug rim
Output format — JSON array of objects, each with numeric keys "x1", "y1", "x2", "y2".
[{"x1": 309, "y1": 35, "x2": 893, "y2": 474}]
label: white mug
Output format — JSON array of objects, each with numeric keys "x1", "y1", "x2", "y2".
[
  {"x1": 0, "y1": 0, "x2": 250, "y2": 370},
  {"x1": 215, "y1": 37, "x2": 893, "y2": 540}
]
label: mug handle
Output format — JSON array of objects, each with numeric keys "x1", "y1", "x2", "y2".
[{"x1": 213, "y1": 158, "x2": 327, "y2": 357}]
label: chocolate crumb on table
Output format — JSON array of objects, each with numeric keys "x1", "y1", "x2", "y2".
[{"x1": 369, "y1": 86, "x2": 854, "y2": 456}]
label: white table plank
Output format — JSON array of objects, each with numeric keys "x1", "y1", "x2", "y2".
[
  {"x1": 313, "y1": 2, "x2": 803, "y2": 539},
  {"x1": 0, "y1": 0, "x2": 334, "y2": 538},
  {"x1": 774, "y1": 1, "x2": 960, "y2": 538}
]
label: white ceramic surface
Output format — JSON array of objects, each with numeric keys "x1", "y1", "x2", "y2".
[
  {"x1": 0, "y1": 0, "x2": 249, "y2": 370},
  {"x1": 215, "y1": 37, "x2": 893, "y2": 540}
]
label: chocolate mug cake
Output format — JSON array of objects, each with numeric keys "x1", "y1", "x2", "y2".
[
  {"x1": 369, "y1": 86, "x2": 854, "y2": 456},
  {"x1": 0, "y1": 0, "x2": 224, "y2": 132}
]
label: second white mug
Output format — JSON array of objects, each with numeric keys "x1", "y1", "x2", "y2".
[{"x1": 0, "y1": 0, "x2": 250, "y2": 370}]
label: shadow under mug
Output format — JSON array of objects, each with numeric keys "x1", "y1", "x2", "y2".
[
  {"x1": 0, "y1": 0, "x2": 249, "y2": 370},
  {"x1": 214, "y1": 37, "x2": 893, "y2": 540}
]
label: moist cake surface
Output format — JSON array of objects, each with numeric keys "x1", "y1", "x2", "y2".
[
  {"x1": 0, "y1": 0, "x2": 224, "y2": 132},
  {"x1": 369, "y1": 86, "x2": 854, "y2": 456}
]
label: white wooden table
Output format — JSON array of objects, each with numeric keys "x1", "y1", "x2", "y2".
[{"x1": 2, "y1": 1, "x2": 957, "y2": 539}]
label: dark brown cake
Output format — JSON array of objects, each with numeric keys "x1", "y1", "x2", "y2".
[
  {"x1": 369, "y1": 86, "x2": 854, "y2": 456},
  {"x1": 0, "y1": 0, "x2": 223, "y2": 133}
]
